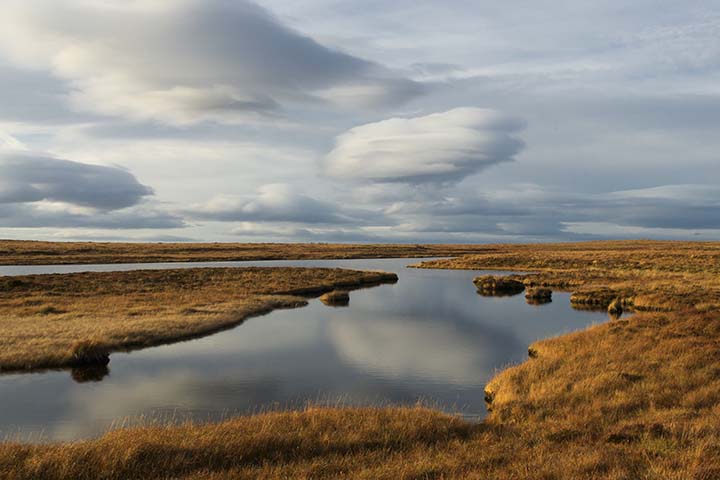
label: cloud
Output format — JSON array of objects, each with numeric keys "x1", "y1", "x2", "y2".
[
  {"x1": 0, "y1": 145, "x2": 182, "y2": 229},
  {"x1": 186, "y1": 183, "x2": 377, "y2": 224},
  {"x1": 0, "y1": 151, "x2": 153, "y2": 210},
  {"x1": 229, "y1": 222, "x2": 384, "y2": 242},
  {"x1": 0, "y1": 204, "x2": 184, "y2": 229},
  {"x1": 343, "y1": 182, "x2": 720, "y2": 241},
  {"x1": 26, "y1": 232, "x2": 197, "y2": 242},
  {"x1": 598, "y1": 185, "x2": 720, "y2": 230},
  {"x1": 0, "y1": 63, "x2": 87, "y2": 124},
  {"x1": 216, "y1": 181, "x2": 720, "y2": 242},
  {"x1": 0, "y1": 0, "x2": 423, "y2": 125},
  {"x1": 324, "y1": 107, "x2": 525, "y2": 183},
  {"x1": 230, "y1": 222, "x2": 312, "y2": 238}
]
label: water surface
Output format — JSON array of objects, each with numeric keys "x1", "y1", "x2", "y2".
[{"x1": 0, "y1": 258, "x2": 606, "y2": 442}]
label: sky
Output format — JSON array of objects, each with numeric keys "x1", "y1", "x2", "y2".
[{"x1": 0, "y1": 0, "x2": 718, "y2": 243}]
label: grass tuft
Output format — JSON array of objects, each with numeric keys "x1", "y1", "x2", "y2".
[
  {"x1": 67, "y1": 339, "x2": 110, "y2": 367},
  {"x1": 474, "y1": 275, "x2": 525, "y2": 296},
  {"x1": 319, "y1": 290, "x2": 350, "y2": 306},
  {"x1": 525, "y1": 287, "x2": 552, "y2": 304}
]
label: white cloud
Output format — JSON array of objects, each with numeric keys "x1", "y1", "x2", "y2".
[
  {"x1": 606, "y1": 184, "x2": 720, "y2": 202},
  {"x1": 324, "y1": 107, "x2": 525, "y2": 183},
  {"x1": 0, "y1": 0, "x2": 422, "y2": 125},
  {"x1": 0, "y1": 132, "x2": 26, "y2": 150}
]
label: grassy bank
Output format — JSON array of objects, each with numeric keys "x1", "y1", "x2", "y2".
[
  {"x1": 0, "y1": 267, "x2": 397, "y2": 372},
  {"x1": 2, "y1": 240, "x2": 720, "y2": 479},
  {"x1": 416, "y1": 240, "x2": 720, "y2": 312},
  {"x1": 0, "y1": 239, "x2": 496, "y2": 265}
]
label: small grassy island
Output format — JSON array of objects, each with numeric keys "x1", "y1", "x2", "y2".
[{"x1": 2, "y1": 240, "x2": 720, "y2": 479}]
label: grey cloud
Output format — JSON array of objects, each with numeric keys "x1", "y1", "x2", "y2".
[
  {"x1": 229, "y1": 223, "x2": 383, "y2": 243},
  {"x1": 0, "y1": 151, "x2": 153, "y2": 210},
  {"x1": 0, "y1": 63, "x2": 89, "y2": 124},
  {"x1": 409, "y1": 62, "x2": 466, "y2": 77},
  {"x1": 0, "y1": 204, "x2": 184, "y2": 229},
  {"x1": 186, "y1": 184, "x2": 383, "y2": 225},
  {"x1": 0, "y1": 148, "x2": 182, "y2": 230},
  {"x1": 493, "y1": 185, "x2": 720, "y2": 234},
  {"x1": 37, "y1": 233, "x2": 198, "y2": 242},
  {"x1": 0, "y1": 0, "x2": 423, "y2": 125},
  {"x1": 215, "y1": 179, "x2": 720, "y2": 242},
  {"x1": 594, "y1": 185, "x2": 720, "y2": 230},
  {"x1": 351, "y1": 183, "x2": 720, "y2": 240}
]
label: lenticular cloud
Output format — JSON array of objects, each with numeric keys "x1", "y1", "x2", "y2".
[
  {"x1": 0, "y1": 151, "x2": 153, "y2": 210},
  {"x1": 0, "y1": 0, "x2": 422, "y2": 125},
  {"x1": 324, "y1": 108, "x2": 525, "y2": 184}
]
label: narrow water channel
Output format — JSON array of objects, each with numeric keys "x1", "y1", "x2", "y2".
[{"x1": 0, "y1": 258, "x2": 607, "y2": 442}]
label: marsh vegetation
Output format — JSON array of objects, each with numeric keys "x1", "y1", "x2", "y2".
[
  {"x1": 0, "y1": 240, "x2": 496, "y2": 266},
  {"x1": 2, "y1": 240, "x2": 720, "y2": 479},
  {"x1": 0, "y1": 267, "x2": 397, "y2": 372}
]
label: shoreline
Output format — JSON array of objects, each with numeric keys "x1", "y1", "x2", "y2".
[{"x1": 0, "y1": 238, "x2": 703, "y2": 266}]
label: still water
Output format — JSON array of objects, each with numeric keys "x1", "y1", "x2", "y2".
[{"x1": 0, "y1": 258, "x2": 606, "y2": 442}]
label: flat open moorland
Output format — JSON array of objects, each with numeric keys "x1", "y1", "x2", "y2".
[
  {"x1": 0, "y1": 240, "x2": 495, "y2": 265},
  {"x1": 2, "y1": 240, "x2": 720, "y2": 479},
  {"x1": 0, "y1": 266, "x2": 397, "y2": 372}
]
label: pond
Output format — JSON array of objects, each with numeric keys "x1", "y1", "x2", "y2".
[{"x1": 0, "y1": 258, "x2": 607, "y2": 442}]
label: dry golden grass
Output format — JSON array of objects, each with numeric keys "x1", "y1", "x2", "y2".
[
  {"x1": 3, "y1": 240, "x2": 720, "y2": 479},
  {"x1": 0, "y1": 267, "x2": 397, "y2": 372},
  {"x1": 0, "y1": 239, "x2": 494, "y2": 265},
  {"x1": 0, "y1": 406, "x2": 477, "y2": 480},
  {"x1": 417, "y1": 240, "x2": 720, "y2": 312},
  {"x1": 473, "y1": 275, "x2": 525, "y2": 296}
]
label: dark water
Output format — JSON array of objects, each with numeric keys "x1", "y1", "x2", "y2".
[{"x1": 0, "y1": 258, "x2": 606, "y2": 442}]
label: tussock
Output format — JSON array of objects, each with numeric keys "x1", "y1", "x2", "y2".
[
  {"x1": 525, "y1": 287, "x2": 552, "y2": 304},
  {"x1": 607, "y1": 298, "x2": 624, "y2": 316},
  {"x1": 67, "y1": 339, "x2": 110, "y2": 367},
  {"x1": 473, "y1": 275, "x2": 525, "y2": 296},
  {"x1": 319, "y1": 290, "x2": 350, "y2": 306}
]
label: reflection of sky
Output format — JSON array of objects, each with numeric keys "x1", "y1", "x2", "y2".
[{"x1": 0, "y1": 258, "x2": 605, "y2": 441}]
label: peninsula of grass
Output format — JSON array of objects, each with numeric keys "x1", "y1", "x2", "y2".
[
  {"x1": 0, "y1": 266, "x2": 397, "y2": 372},
  {"x1": 2, "y1": 240, "x2": 720, "y2": 479}
]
